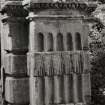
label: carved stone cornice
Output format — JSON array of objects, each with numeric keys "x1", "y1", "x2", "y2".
[
  {"x1": 0, "y1": 1, "x2": 28, "y2": 17},
  {"x1": 23, "y1": 2, "x2": 97, "y2": 16}
]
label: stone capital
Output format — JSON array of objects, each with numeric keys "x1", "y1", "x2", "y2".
[{"x1": 0, "y1": 1, "x2": 28, "y2": 17}]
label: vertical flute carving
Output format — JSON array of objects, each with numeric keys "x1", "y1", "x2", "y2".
[
  {"x1": 64, "y1": 74, "x2": 73, "y2": 103},
  {"x1": 53, "y1": 53, "x2": 64, "y2": 104},
  {"x1": 44, "y1": 53, "x2": 54, "y2": 105}
]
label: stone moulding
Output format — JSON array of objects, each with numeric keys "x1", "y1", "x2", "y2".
[
  {"x1": 27, "y1": 15, "x2": 101, "y2": 22},
  {"x1": 1, "y1": 16, "x2": 27, "y2": 23}
]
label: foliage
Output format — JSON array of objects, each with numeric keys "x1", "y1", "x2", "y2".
[
  {"x1": 91, "y1": 49, "x2": 105, "y2": 105},
  {"x1": 89, "y1": 20, "x2": 105, "y2": 105}
]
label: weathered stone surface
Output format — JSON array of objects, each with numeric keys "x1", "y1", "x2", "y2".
[
  {"x1": 64, "y1": 74, "x2": 73, "y2": 103},
  {"x1": 45, "y1": 76, "x2": 54, "y2": 105},
  {"x1": 54, "y1": 76, "x2": 64, "y2": 104},
  {"x1": 23, "y1": 1, "x2": 97, "y2": 16},
  {"x1": 72, "y1": 74, "x2": 83, "y2": 103},
  {"x1": 28, "y1": 53, "x2": 45, "y2": 76},
  {"x1": 44, "y1": 33, "x2": 53, "y2": 51},
  {"x1": 1, "y1": 19, "x2": 28, "y2": 52},
  {"x1": 82, "y1": 73, "x2": 91, "y2": 104},
  {"x1": 29, "y1": 19, "x2": 86, "y2": 52},
  {"x1": 29, "y1": 73, "x2": 85, "y2": 105},
  {"x1": 4, "y1": 54, "x2": 27, "y2": 76},
  {"x1": 82, "y1": 25, "x2": 89, "y2": 50},
  {"x1": 23, "y1": 1, "x2": 93, "y2": 105},
  {"x1": 73, "y1": 73, "x2": 79, "y2": 103},
  {"x1": 28, "y1": 52, "x2": 86, "y2": 77},
  {"x1": 30, "y1": 77, "x2": 44, "y2": 105},
  {"x1": 5, "y1": 77, "x2": 29, "y2": 104},
  {"x1": 77, "y1": 74, "x2": 83, "y2": 102},
  {"x1": 83, "y1": 53, "x2": 90, "y2": 73}
]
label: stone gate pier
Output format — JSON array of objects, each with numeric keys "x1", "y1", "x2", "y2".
[
  {"x1": 0, "y1": 0, "x2": 29, "y2": 105},
  {"x1": 0, "y1": 0, "x2": 102, "y2": 105}
]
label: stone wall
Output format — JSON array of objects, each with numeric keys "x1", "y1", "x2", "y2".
[{"x1": 0, "y1": 0, "x2": 100, "y2": 105}]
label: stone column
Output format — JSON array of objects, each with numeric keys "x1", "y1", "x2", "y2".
[{"x1": 0, "y1": 1, "x2": 29, "y2": 105}]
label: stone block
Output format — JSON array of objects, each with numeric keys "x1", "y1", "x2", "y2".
[
  {"x1": 4, "y1": 54, "x2": 27, "y2": 76},
  {"x1": 1, "y1": 20, "x2": 28, "y2": 52},
  {"x1": 5, "y1": 77, "x2": 29, "y2": 104}
]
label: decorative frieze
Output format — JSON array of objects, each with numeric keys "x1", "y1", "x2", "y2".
[
  {"x1": 28, "y1": 51, "x2": 89, "y2": 77},
  {"x1": 23, "y1": 2, "x2": 97, "y2": 16},
  {"x1": 4, "y1": 54, "x2": 27, "y2": 77}
]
